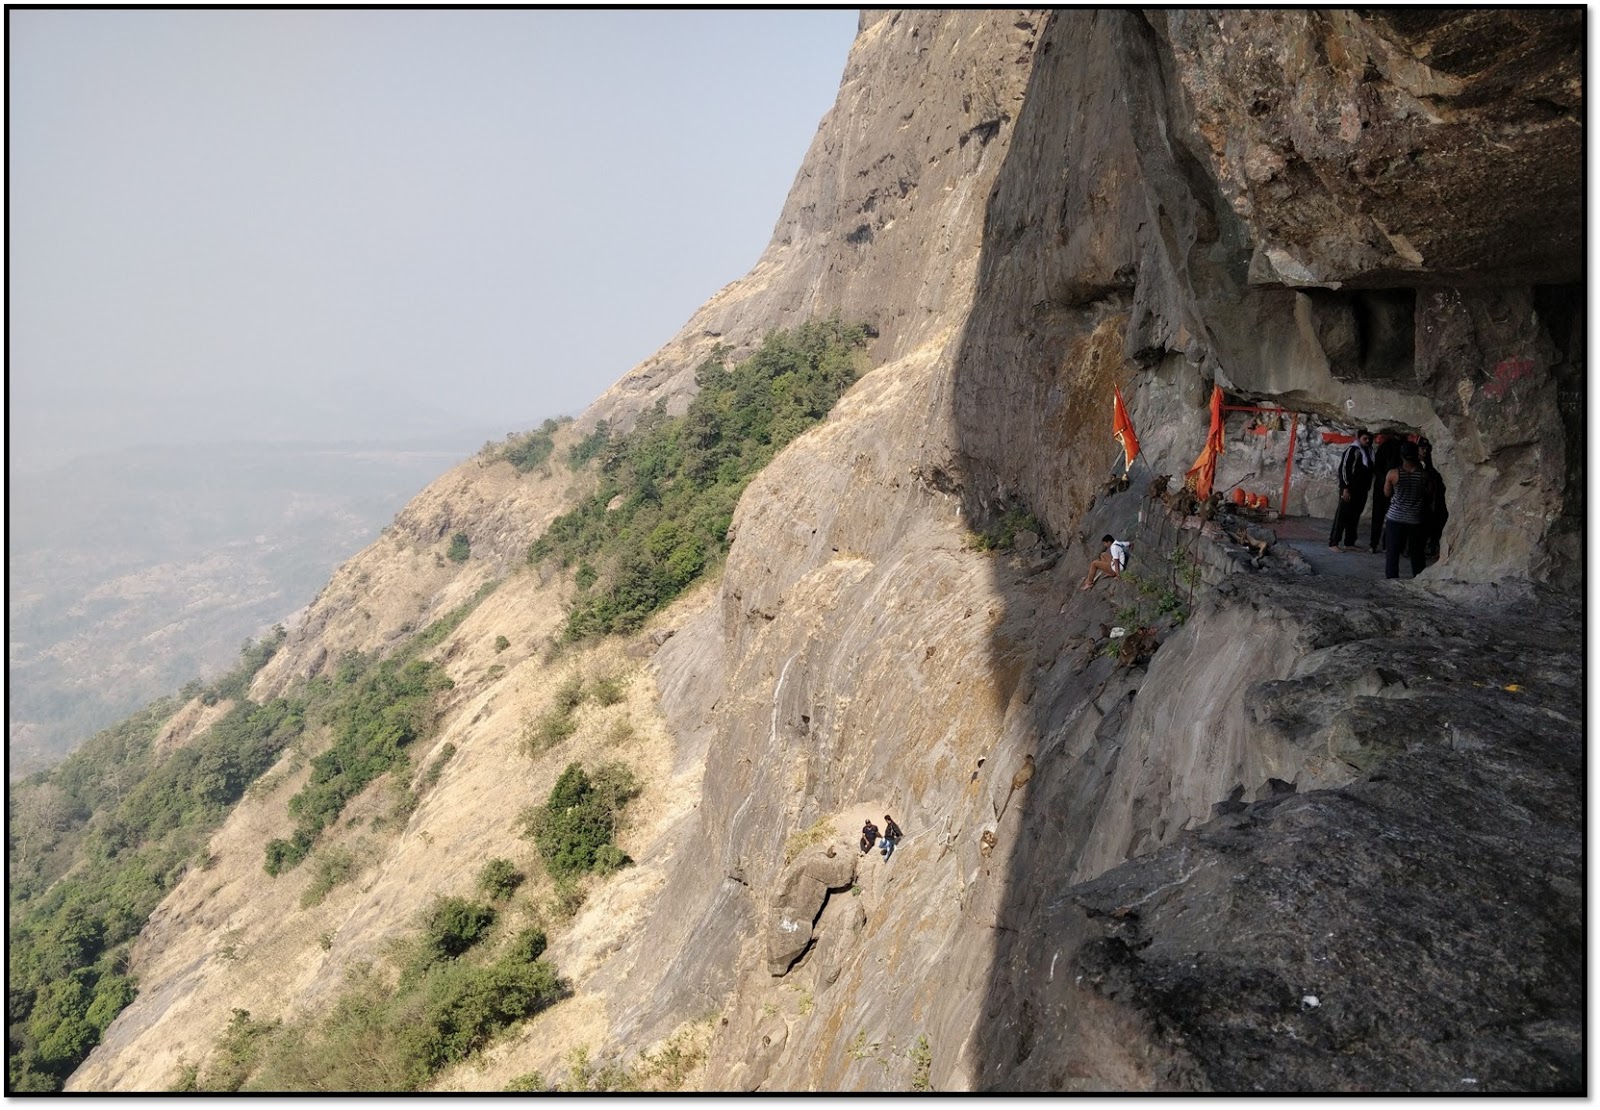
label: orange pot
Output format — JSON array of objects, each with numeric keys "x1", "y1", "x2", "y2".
[{"x1": 1232, "y1": 487, "x2": 1247, "y2": 505}]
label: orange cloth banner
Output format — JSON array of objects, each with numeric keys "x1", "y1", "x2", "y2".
[
  {"x1": 1112, "y1": 386, "x2": 1140, "y2": 473},
  {"x1": 1185, "y1": 384, "x2": 1225, "y2": 499}
]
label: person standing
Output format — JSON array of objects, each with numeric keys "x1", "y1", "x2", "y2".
[
  {"x1": 1328, "y1": 429, "x2": 1375, "y2": 551},
  {"x1": 1381, "y1": 442, "x2": 1432, "y2": 579},
  {"x1": 879, "y1": 814, "x2": 904, "y2": 861},
  {"x1": 1368, "y1": 432, "x2": 1406, "y2": 552}
]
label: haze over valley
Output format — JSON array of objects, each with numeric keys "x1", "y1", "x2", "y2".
[{"x1": 7, "y1": 432, "x2": 505, "y2": 774}]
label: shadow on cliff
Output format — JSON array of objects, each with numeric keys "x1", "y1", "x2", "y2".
[
  {"x1": 949, "y1": 9, "x2": 1584, "y2": 1092},
  {"x1": 944, "y1": 12, "x2": 1208, "y2": 1088}
]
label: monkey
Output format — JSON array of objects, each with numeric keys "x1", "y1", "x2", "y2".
[{"x1": 995, "y1": 754, "x2": 1035, "y2": 821}]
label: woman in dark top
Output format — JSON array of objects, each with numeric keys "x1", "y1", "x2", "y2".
[
  {"x1": 1368, "y1": 432, "x2": 1406, "y2": 553},
  {"x1": 1381, "y1": 441, "x2": 1432, "y2": 579}
]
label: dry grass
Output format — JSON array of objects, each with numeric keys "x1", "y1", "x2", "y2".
[{"x1": 783, "y1": 817, "x2": 839, "y2": 864}]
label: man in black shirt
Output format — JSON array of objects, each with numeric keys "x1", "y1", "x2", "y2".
[
  {"x1": 860, "y1": 819, "x2": 880, "y2": 856},
  {"x1": 1328, "y1": 429, "x2": 1374, "y2": 551}
]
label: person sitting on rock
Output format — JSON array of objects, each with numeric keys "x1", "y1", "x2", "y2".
[
  {"x1": 1081, "y1": 535, "x2": 1129, "y2": 590},
  {"x1": 860, "y1": 819, "x2": 880, "y2": 856},
  {"x1": 880, "y1": 814, "x2": 904, "y2": 861}
]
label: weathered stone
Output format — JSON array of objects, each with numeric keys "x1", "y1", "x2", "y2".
[
  {"x1": 1252, "y1": 777, "x2": 1296, "y2": 803},
  {"x1": 766, "y1": 845, "x2": 857, "y2": 976}
]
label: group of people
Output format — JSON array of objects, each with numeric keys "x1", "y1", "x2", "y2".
[
  {"x1": 860, "y1": 815, "x2": 903, "y2": 860},
  {"x1": 1329, "y1": 429, "x2": 1449, "y2": 579}
]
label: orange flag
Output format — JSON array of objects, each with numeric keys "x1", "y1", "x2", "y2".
[
  {"x1": 1185, "y1": 384, "x2": 1225, "y2": 499},
  {"x1": 1112, "y1": 386, "x2": 1140, "y2": 473}
]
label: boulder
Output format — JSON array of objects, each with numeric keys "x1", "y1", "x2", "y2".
[{"x1": 766, "y1": 845, "x2": 856, "y2": 976}]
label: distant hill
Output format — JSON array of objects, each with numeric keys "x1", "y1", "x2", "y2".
[{"x1": 6, "y1": 431, "x2": 512, "y2": 775}]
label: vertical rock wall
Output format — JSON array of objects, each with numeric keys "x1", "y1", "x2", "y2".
[{"x1": 616, "y1": 6, "x2": 1582, "y2": 1090}]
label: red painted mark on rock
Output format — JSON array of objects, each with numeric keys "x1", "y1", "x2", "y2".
[{"x1": 1481, "y1": 357, "x2": 1534, "y2": 401}]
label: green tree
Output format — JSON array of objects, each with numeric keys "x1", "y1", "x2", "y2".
[
  {"x1": 421, "y1": 897, "x2": 497, "y2": 962},
  {"x1": 527, "y1": 320, "x2": 870, "y2": 640},
  {"x1": 519, "y1": 763, "x2": 641, "y2": 880}
]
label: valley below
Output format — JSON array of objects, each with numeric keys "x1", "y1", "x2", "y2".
[{"x1": 8, "y1": 435, "x2": 504, "y2": 775}]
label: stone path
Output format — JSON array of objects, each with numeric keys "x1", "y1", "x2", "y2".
[{"x1": 1273, "y1": 515, "x2": 1406, "y2": 581}]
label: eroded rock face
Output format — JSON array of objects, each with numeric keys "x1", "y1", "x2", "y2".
[
  {"x1": 976, "y1": 577, "x2": 1583, "y2": 1093},
  {"x1": 1164, "y1": 9, "x2": 1582, "y2": 288},
  {"x1": 584, "y1": 9, "x2": 1044, "y2": 435},
  {"x1": 767, "y1": 845, "x2": 856, "y2": 975}
]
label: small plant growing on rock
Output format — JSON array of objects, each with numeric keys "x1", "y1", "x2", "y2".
[
  {"x1": 970, "y1": 505, "x2": 1044, "y2": 552},
  {"x1": 505, "y1": 1072, "x2": 549, "y2": 1092},
  {"x1": 553, "y1": 673, "x2": 585, "y2": 714},
  {"x1": 909, "y1": 1033, "x2": 933, "y2": 1091},
  {"x1": 522, "y1": 707, "x2": 579, "y2": 756},
  {"x1": 544, "y1": 875, "x2": 587, "y2": 923},
  {"x1": 783, "y1": 817, "x2": 835, "y2": 864},
  {"x1": 447, "y1": 533, "x2": 471, "y2": 563},
  {"x1": 505, "y1": 926, "x2": 548, "y2": 964},
  {"x1": 421, "y1": 742, "x2": 457, "y2": 790},
  {"x1": 300, "y1": 843, "x2": 362, "y2": 908},
  {"x1": 589, "y1": 670, "x2": 628, "y2": 706},
  {"x1": 847, "y1": 1030, "x2": 878, "y2": 1060}
]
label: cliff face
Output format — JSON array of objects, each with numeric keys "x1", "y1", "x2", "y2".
[
  {"x1": 584, "y1": 10, "x2": 1043, "y2": 431},
  {"x1": 597, "y1": 9, "x2": 1583, "y2": 1092},
  {"x1": 70, "y1": 9, "x2": 1582, "y2": 1094}
]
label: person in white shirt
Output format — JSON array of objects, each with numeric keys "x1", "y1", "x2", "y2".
[{"x1": 1081, "y1": 534, "x2": 1129, "y2": 590}]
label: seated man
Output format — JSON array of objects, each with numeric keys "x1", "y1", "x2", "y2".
[
  {"x1": 859, "y1": 819, "x2": 880, "y2": 856},
  {"x1": 1081, "y1": 535, "x2": 1129, "y2": 590}
]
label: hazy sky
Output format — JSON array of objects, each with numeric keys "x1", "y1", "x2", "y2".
[{"x1": 9, "y1": 9, "x2": 859, "y2": 471}]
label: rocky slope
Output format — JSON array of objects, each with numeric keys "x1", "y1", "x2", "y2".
[{"x1": 68, "y1": 9, "x2": 1582, "y2": 1093}]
